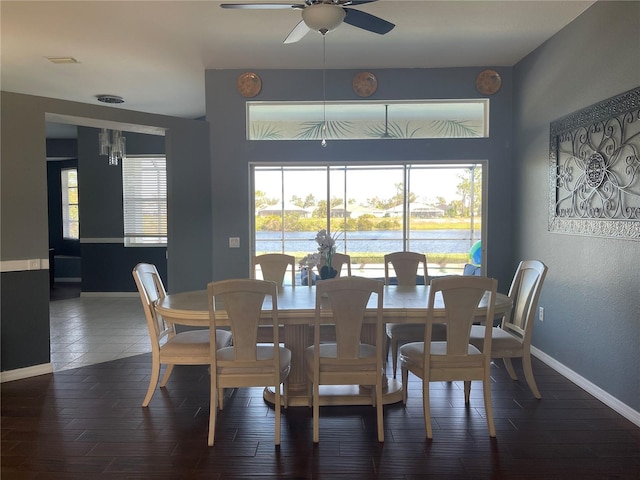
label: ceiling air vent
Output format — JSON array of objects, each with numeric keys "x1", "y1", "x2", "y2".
[{"x1": 96, "y1": 95, "x2": 124, "y2": 104}]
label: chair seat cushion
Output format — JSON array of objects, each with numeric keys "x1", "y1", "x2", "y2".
[
  {"x1": 304, "y1": 343, "x2": 377, "y2": 371},
  {"x1": 162, "y1": 329, "x2": 210, "y2": 358},
  {"x1": 217, "y1": 344, "x2": 292, "y2": 373},
  {"x1": 399, "y1": 341, "x2": 481, "y2": 369},
  {"x1": 469, "y1": 325, "x2": 523, "y2": 354},
  {"x1": 214, "y1": 329, "x2": 233, "y2": 349},
  {"x1": 386, "y1": 323, "x2": 446, "y2": 341}
]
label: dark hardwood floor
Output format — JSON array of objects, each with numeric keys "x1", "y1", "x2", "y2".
[{"x1": 2, "y1": 354, "x2": 638, "y2": 479}]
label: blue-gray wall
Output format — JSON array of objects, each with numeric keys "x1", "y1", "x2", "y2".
[{"x1": 512, "y1": 1, "x2": 640, "y2": 411}]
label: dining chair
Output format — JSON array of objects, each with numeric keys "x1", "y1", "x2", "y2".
[
  {"x1": 132, "y1": 263, "x2": 232, "y2": 407},
  {"x1": 252, "y1": 253, "x2": 296, "y2": 287},
  {"x1": 469, "y1": 259, "x2": 548, "y2": 398},
  {"x1": 305, "y1": 276, "x2": 385, "y2": 443},
  {"x1": 207, "y1": 278, "x2": 291, "y2": 447},
  {"x1": 399, "y1": 275, "x2": 498, "y2": 439},
  {"x1": 384, "y1": 251, "x2": 442, "y2": 378},
  {"x1": 251, "y1": 253, "x2": 295, "y2": 343}
]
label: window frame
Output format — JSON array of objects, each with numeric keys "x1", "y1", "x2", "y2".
[
  {"x1": 122, "y1": 155, "x2": 167, "y2": 247},
  {"x1": 61, "y1": 167, "x2": 79, "y2": 240}
]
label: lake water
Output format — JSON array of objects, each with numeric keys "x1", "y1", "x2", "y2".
[{"x1": 256, "y1": 229, "x2": 480, "y2": 255}]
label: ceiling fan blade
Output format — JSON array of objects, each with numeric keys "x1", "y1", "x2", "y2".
[
  {"x1": 220, "y1": 3, "x2": 304, "y2": 9},
  {"x1": 284, "y1": 19, "x2": 311, "y2": 44},
  {"x1": 342, "y1": 1, "x2": 379, "y2": 5},
  {"x1": 343, "y1": 7, "x2": 394, "y2": 35}
]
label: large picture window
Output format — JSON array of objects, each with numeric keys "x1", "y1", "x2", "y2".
[
  {"x1": 122, "y1": 155, "x2": 167, "y2": 247},
  {"x1": 252, "y1": 163, "x2": 484, "y2": 282}
]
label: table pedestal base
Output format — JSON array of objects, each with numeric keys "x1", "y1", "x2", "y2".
[{"x1": 263, "y1": 378, "x2": 403, "y2": 407}]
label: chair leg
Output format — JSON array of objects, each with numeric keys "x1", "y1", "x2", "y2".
[
  {"x1": 401, "y1": 366, "x2": 409, "y2": 405},
  {"x1": 391, "y1": 338, "x2": 399, "y2": 378},
  {"x1": 159, "y1": 364, "x2": 174, "y2": 387},
  {"x1": 464, "y1": 380, "x2": 471, "y2": 404},
  {"x1": 376, "y1": 380, "x2": 384, "y2": 442},
  {"x1": 275, "y1": 383, "x2": 281, "y2": 446},
  {"x1": 208, "y1": 378, "x2": 217, "y2": 446},
  {"x1": 142, "y1": 358, "x2": 161, "y2": 407},
  {"x1": 423, "y1": 379, "x2": 432, "y2": 439},
  {"x1": 522, "y1": 353, "x2": 542, "y2": 399},
  {"x1": 483, "y1": 374, "x2": 496, "y2": 437},
  {"x1": 503, "y1": 357, "x2": 518, "y2": 380},
  {"x1": 312, "y1": 381, "x2": 320, "y2": 443}
]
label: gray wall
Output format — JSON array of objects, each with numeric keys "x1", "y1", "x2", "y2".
[
  {"x1": 206, "y1": 67, "x2": 516, "y2": 291},
  {"x1": 512, "y1": 1, "x2": 640, "y2": 410},
  {"x1": 0, "y1": 92, "x2": 210, "y2": 371}
]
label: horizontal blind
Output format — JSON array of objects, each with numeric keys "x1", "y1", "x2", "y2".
[{"x1": 122, "y1": 156, "x2": 167, "y2": 246}]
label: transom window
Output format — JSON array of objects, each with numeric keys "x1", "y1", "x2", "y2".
[
  {"x1": 252, "y1": 163, "x2": 484, "y2": 283},
  {"x1": 247, "y1": 100, "x2": 489, "y2": 140}
]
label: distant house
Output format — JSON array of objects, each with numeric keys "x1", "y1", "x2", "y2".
[
  {"x1": 257, "y1": 203, "x2": 311, "y2": 218},
  {"x1": 385, "y1": 202, "x2": 445, "y2": 218},
  {"x1": 330, "y1": 203, "x2": 385, "y2": 219}
]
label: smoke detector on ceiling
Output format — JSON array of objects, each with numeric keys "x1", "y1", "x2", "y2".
[{"x1": 96, "y1": 94, "x2": 124, "y2": 104}]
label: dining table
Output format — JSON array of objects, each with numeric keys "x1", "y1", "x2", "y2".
[{"x1": 154, "y1": 284, "x2": 512, "y2": 407}]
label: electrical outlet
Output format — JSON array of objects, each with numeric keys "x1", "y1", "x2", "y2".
[
  {"x1": 229, "y1": 237, "x2": 240, "y2": 248},
  {"x1": 539, "y1": 306, "x2": 544, "y2": 322},
  {"x1": 29, "y1": 259, "x2": 41, "y2": 270}
]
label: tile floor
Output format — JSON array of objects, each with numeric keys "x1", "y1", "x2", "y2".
[{"x1": 49, "y1": 294, "x2": 150, "y2": 372}]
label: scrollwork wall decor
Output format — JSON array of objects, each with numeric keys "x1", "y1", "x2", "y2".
[{"x1": 549, "y1": 87, "x2": 640, "y2": 239}]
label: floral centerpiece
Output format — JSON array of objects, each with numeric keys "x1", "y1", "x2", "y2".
[
  {"x1": 315, "y1": 229, "x2": 340, "y2": 280},
  {"x1": 299, "y1": 229, "x2": 342, "y2": 283}
]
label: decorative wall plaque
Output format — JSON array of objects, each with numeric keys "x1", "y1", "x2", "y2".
[
  {"x1": 549, "y1": 87, "x2": 640, "y2": 239},
  {"x1": 237, "y1": 72, "x2": 262, "y2": 98}
]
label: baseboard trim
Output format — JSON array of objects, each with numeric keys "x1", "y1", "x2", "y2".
[
  {"x1": 531, "y1": 346, "x2": 640, "y2": 427},
  {"x1": 1, "y1": 363, "x2": 53, "y2": 383},
  {"x1": 80, "y1": 292, "x2": 138, "y2": 298}
]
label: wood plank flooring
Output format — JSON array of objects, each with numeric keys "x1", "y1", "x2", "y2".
[{"x1": 2, "y1": 354, "x2": 639, "y2": 479}]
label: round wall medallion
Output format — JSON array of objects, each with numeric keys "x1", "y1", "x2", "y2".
[
  {"x1": 475, "y1": 69, "x2": 502, "y2": 95},
  {"x1": 353, "y1": 71, "x2": 378, "y2": 97},
  {"x1": 237, "y1": 72, "x2": 262, "y2": 98}
]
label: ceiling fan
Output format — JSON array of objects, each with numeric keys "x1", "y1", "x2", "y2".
[{"x1": 220, "y1": 0, "x2": 395, "y2": 44}]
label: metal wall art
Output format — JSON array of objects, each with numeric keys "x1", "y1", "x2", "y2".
[{"x1": 549, "y1": 87, "x2": 640, "y2": 240}]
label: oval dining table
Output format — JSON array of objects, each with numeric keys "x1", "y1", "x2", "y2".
[{"x1": 154, "y1": 284, "x2": 512, "y2": 407}]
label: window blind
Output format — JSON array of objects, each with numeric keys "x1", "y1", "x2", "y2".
[{"x1": 122, "y1": 156, "x2": 167, "y2": 246}]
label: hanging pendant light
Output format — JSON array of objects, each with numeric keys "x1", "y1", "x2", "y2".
[
  {"x1": 98, "y1": 128, "x2": 126, "y2": 166},
  {"x1": 321, "y1": 33, "x2": 328, "y2": 147}
]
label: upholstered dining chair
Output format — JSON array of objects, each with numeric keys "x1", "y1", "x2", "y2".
[
  {"x1": 469, "y1": 259, "x2": 548, "y2": 398},
  {"x1": 384, "y1": 251, "x2": 443, "y2": 378},
  {"x1": 305, "y1": 276, "x2": 385, "y2": 443},
  {"x1": 252, "y1": 253, "x2": 296, "y2": 287},
  {"x1": 399, "y1": 275, "x2": 498, "y2": 439},
  {"x1": 207, "y1": 278, "x2": 291, "y2": 447},
  {"x1": 132, "y1": 263, "x2": 232, "y2": 407}
]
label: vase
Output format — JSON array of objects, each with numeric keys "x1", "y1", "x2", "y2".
[{"x1": 319, "y1": 265, "x2": 337, "y2": 280}]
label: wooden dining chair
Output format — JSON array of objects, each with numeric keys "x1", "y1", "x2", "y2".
[
  {"x1": 469, "y1": 260, "x2": 548, "y2": 398},
  {"x1": 207, "y1": 278, "x2": 291, "y2": 447},
  {"x1": 399, "y1": 275, "x2": 498, "y2": 439},
  {"x1": 305, "y1": 276, "x2": 385, "y2": 443},
  {"x1": 132, "y1": 263, "x2": 232, "y2": 407},
  {"x1": 383, "y1": 251, "x2": 443, "y2": 378},
  {"x1": 252, "y1": 253, "x2": 296, "y2": 287}
]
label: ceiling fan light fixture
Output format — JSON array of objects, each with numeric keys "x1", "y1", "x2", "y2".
[{"x1": 302, "y1": 4, "x2": 345, "y2": 34}]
